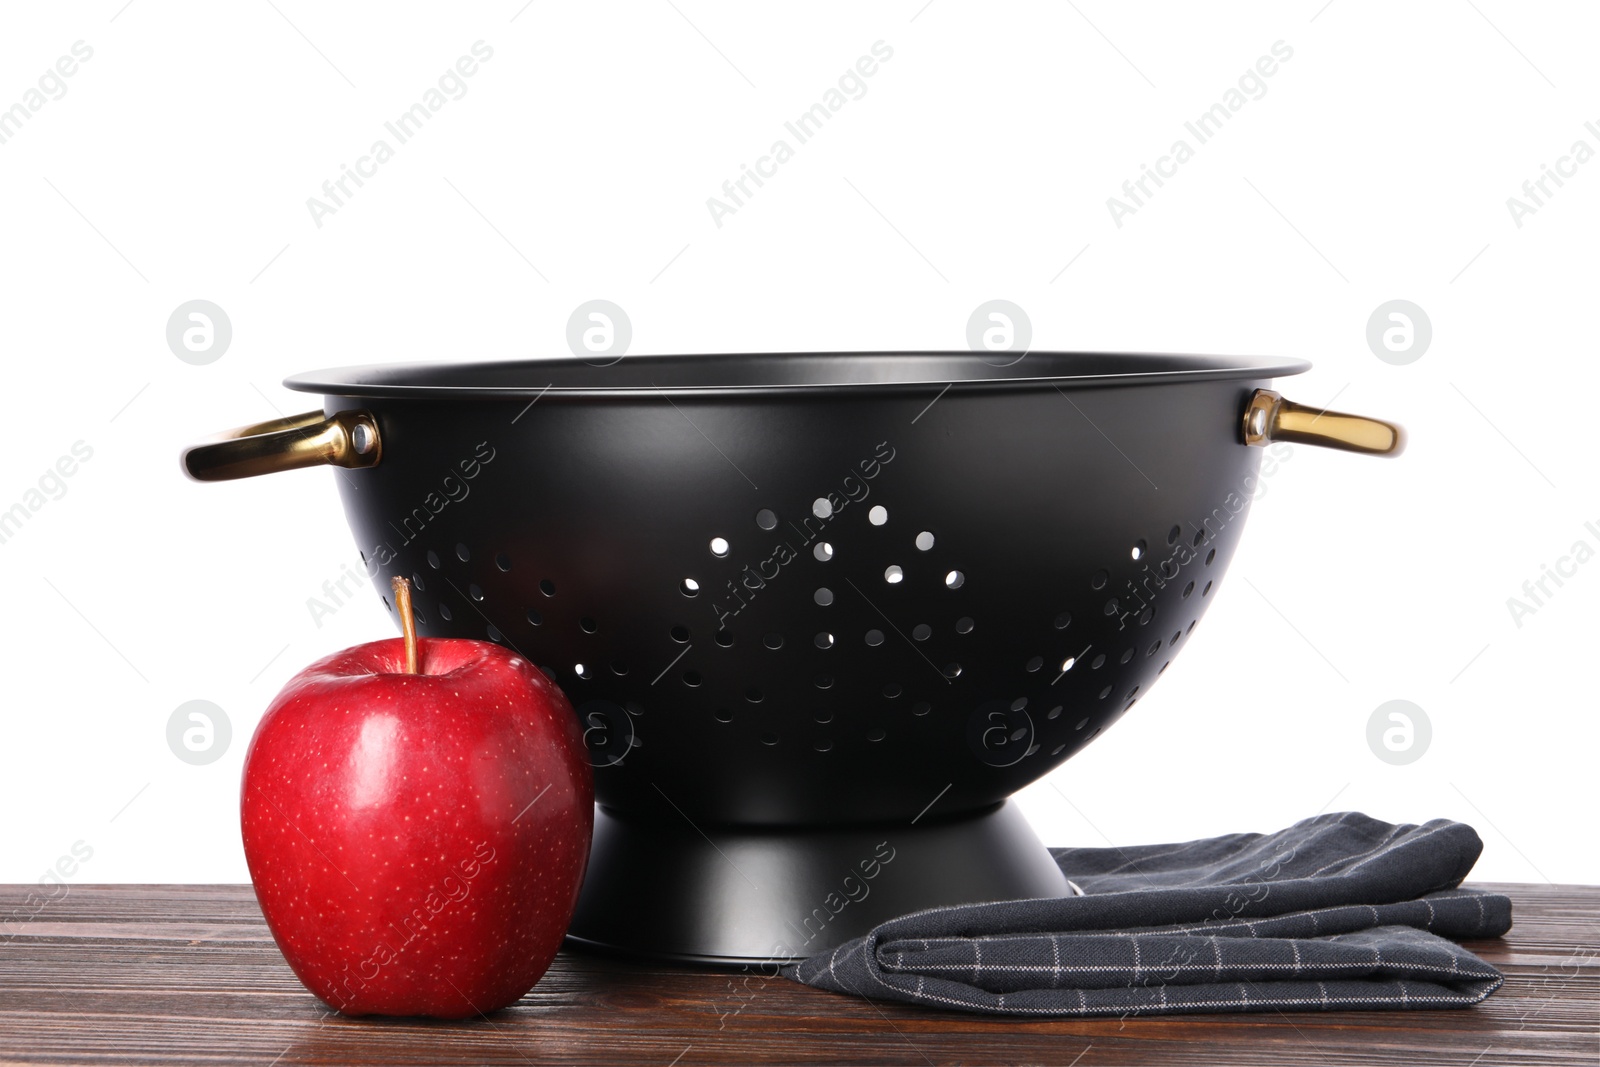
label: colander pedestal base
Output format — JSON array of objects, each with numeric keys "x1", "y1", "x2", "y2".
[{"x1": 564, "y1": 801, "x2": 1067, "y2": 966}]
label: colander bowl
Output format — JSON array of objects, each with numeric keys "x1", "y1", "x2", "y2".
[{"x1": 184, "y1": 352, "x2": 1404, "y2": 963}]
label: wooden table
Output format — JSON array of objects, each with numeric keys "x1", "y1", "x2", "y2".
[{"x1": 1, "y1": 883, "x2": 1595, "y2": 1065}]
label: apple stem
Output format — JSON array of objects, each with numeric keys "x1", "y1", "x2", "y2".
[{"x1": 391, "y1": 576, "x2": 419, "y2": 674}]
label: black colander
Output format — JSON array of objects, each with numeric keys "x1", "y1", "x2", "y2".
[{"x1": 184, "y1": 352, "x2": 1404, "y2": 963}]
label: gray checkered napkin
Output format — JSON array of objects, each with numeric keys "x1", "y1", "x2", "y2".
[{"x1": 787, "y1": 812, "x2": 1511, "y2": 1016}]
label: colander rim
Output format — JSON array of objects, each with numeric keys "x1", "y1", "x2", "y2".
[{"x1": 284, "y1": 351, "x2": 1311, "y2": 399}]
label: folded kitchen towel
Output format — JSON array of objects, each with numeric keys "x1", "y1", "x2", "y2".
[{"x1": 787, "y1": 812, "x2": 1511, "y2": 1017}]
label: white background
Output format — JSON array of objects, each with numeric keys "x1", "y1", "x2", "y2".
[{"x1": 1, "y1": 1, "x2": 1594, "y2": 886}]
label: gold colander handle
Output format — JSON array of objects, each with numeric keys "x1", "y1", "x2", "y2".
[{"x1": 1242, "y1": 389, "x2": 1406, "y2": 457}]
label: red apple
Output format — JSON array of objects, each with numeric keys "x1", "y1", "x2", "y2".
[{"x1": 240, "y1": 577, "x2": 592, "y2": 1018}]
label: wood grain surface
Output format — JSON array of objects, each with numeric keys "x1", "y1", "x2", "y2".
[{"x1": 0, "y1": 882, "x2": 1595, "y2": 1065}]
